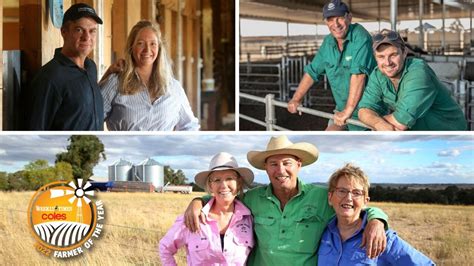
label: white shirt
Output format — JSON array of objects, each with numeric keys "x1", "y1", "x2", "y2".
[{"x1": 100, "y1": 74, "x2": 200, "y2": 131}]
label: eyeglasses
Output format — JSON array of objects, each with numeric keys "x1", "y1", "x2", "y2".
[
  {"x1": 209, "y1": 176, "x2": 238, "y2": 185},
  {"x1": 373, "y1": 30, "x2": 400, "y2": 44},
  {"x1": 333, "y1": 188, "x2": 365, "y2": 198}
]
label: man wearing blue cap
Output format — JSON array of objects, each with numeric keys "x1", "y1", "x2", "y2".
[
  {"x1": 287, "y1": 0, "x2": 376, "y2": 131},
  {"x1": 25, "y1": 3, "x2": 104, "y2": 130}
]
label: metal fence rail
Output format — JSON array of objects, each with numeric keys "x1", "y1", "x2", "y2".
[
  {"x1": 240, "y1": 88, "x2": 474, "y2": 131},
  {"x1": 239, "y1": 54, "x2": 474, "y2": 130},
  {"x1": 240, "y1": 93, "x2": 369, "y2": 131}
]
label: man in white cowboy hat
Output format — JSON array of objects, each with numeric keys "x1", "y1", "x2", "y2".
[{"x1": 185, "y1": 135, "x2": 389, "y2": 266}]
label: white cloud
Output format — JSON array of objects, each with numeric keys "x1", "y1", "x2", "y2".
[
  {"x1": 428, "y1": 161, "x2": 462, "y2": 170},
  {"x1": 391, "y1": 148, "x2": 417, "y2": 154},
  {"x1": 438, "y1": 149, "x2": 461, "y2": 157}
]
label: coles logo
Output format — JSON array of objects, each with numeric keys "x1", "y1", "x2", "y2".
[{"x1": 27, "y1": 179, "x2": 105, "y2": 258}]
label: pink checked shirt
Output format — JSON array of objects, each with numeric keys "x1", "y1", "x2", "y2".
[{"x1": 159, "y1": 198, "x2": 254, "y2": 266}]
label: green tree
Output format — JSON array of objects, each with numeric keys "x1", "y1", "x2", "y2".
[
  {"x1": 23, "y1": 159, "x2": 52, "y2": 189},
  {"x1": 164, "y1": 166, "x2": 188, "y2": 185},
  {"x1": 24, "y1": 169, "x2": 53, "y2": 190},
  {"x1": 54, "y1": 162, "x2": 74, "y2": 182},
  {"x1": 442, "y1": 185, "x2": 459, "y2": 204},
  {"x1": 56, "y1": 135, "x2": 106, "y2": 181},
  {"x1": 20, "y1": 160, "x2": 74, "y2": 190},
  {"x1": 0, "y1": 161, "x2": 74, "y2": 191},
  {"x1": 0, "y1": 172, "x2": 9, "y2": 190},
  {"x1": 7, "y1": 170, "x2": 29, "y2": 191},
  {"x1": 25, "y1": 159, "x2": 49, "y2": 171}
]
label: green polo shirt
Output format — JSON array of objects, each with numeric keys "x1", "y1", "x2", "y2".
[
  {"x1": 358, "y1": 58, "x2": 467, "y2": 130},
  {"x1": 304, "y1": 23, "x2": 376, "y2": 131},
  {"x1": 242, "y1": 179, "x2": 388, "y2": 266}
]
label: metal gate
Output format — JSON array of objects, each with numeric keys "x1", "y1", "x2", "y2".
[
  {"x1": 281, "y1": 56, "x2": 307, "y2": 103},
  {"x1": 239, "y1": 60, "x2": 283, "y2": 100},
  {"x1": 240, "y1": 55, "x2": 320, "y2": 103}
]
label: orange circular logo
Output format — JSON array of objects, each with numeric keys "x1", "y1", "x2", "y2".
[{"x1": 27, "y1": 179, "x2": 105, "y2": 258}]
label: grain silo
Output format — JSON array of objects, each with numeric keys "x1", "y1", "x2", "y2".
[
  {"x1": 135, "y1": 158, "x2": 164, "y2": 190},
  {"x1": 108, "y1": 159, "x2": 133, "y2": 181}
]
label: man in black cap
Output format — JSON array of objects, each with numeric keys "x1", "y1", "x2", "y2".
[
  {"x1": 24, "y1": 3, "x2": 104, "y2": 130},
  {"x1": 287, "y1": 0, "x2": 376, "y2": 131},
  {"x1": 358, "y1": 29, "x2": 467, "y2": 131}
]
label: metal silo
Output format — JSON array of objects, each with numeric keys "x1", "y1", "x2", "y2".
[
  {"x1": 108, "y1": 165, "x2": 116, "y2": 181},
  {"x1": 135, "y1": 158, "x2": 164, "y2": 190},
  {"x1": 108, "y1": 159, "x2": 133, "y2": 181}
]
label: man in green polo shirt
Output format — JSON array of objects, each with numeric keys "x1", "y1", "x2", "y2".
[
  {"x1": 183, "y1": 136, "x2": 388, "y2": 265},
  {"x1": 287, "y1": 0, "x2": 376, "y2": 131},
  {"x1": 358, "y1": 29, "x2": 467, "y2": 131}
]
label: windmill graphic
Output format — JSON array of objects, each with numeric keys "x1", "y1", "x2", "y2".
[
  {"x1": 29, "y1": 178, "x2": 97, "y2": 247},
  {"x1": 50, "y1": 179, "x2": 95, "y2": 223},
  {"x1": 29, "y1": 177, "x2": 105, "y2": 254}
]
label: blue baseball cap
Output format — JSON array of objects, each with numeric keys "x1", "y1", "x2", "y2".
[{"x1": 323, "y1": 0, "x2": 350, "y2": 19}]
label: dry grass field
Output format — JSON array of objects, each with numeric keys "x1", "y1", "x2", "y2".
[{"x1": 0, "y1": 191, "x2": 472, "y2": 265}]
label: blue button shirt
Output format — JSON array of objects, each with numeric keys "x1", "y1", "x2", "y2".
[{"x1": 318, "y1": 211, "x2": 435, "y2": 265}]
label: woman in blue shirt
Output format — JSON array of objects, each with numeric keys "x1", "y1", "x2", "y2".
[{"x1": 318, "y1": 163, "x2": 434, "y2": 265}]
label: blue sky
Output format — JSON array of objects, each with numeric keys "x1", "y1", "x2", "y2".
[{"x1": 0, "y1": 134, "x2": 473, "y2": 184}]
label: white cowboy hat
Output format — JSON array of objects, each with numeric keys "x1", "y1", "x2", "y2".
[
  {"x1": 194, "y1": 152, "x2": 254, "y2": 189},
  {"x1": 247, "y1": 135, "x2": 319, "y2": 170}
]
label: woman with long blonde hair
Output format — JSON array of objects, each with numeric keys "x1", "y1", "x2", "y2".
[{"x1": 100, "y1": 20, "x2": 199, "y2": 131}]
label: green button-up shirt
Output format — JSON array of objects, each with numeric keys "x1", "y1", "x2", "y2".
[
  {"x1": 358, "y1": 58, "x2": 467, "y2": 130},
  {"x1": 242, "y1": 179, "x2": 388, "y2": 266},
  {"x1": 304, "y1": 23, "x2": 376, "y2": 131}
]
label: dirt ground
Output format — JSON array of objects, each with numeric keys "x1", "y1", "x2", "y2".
[{"x1": 239, "y1": 103, "x2": 333, "y2": 131}]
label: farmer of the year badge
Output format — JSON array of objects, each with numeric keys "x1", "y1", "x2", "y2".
[{"x1": 27, "y1": 179, "x2": 105, "y2": 258}]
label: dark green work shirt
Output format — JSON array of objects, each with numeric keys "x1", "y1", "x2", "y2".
[
  {"x1": 358, "y1": 58, "x2": 467, "y2": 130},
  {"x1": 304, "y1": 23, "x2": 376, "y2": 130}
]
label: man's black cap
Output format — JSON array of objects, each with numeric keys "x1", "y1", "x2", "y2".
[
  {"x1": 323, "y1": 0, "x2": 350, "y2": 19},
  {"x1": 62, "y1": 3, "x2": 103, "y2": 26}
]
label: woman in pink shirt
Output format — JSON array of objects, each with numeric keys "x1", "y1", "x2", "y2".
[{"x1": 159, "y1": 152, "x2": 255, "y2": 265}]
